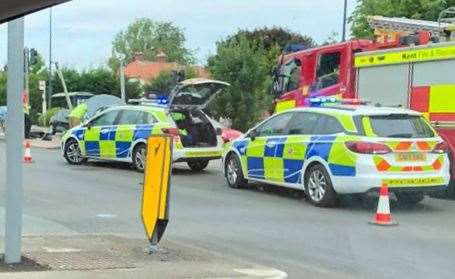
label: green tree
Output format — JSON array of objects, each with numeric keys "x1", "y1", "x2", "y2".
[
  {"x1": 144, "y1": 66, "x2": 197, "y2": 94},
  {"x1": 0, "y1": 71, "x2": 6, "y2": 106},
  {"x1": 51, "y1": 67, "x2": 142, "y2": 102},
  {"x1": 350, "y1": 0, "x2": 455, "y2": 38},
  {"x1": 223, "y1": 27, "x2": 315, "y2": 52},
  {"x1": 207, "y1": 35, "x2": 274, "y2": 132},
  {"x1": 109, "y1": 18, "x2": 194, "y2": 71}
]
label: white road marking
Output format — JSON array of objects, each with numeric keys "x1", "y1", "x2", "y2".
[
  {"x1": 43, "y1": 247, "x2": 82, "y2": 253},
  {"x1": 234, "y1": 268, "x2": 288, "y2": 279},
  {"x1": 96, "y1": 213, "x2": 118, "y2": 218}
]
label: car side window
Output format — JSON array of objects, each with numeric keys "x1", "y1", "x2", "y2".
[
  {"x1": 287, "y1": 112, "x2": 320, "y2": 135},
  {"x1": 255, "y1": 113, "x2": 293, "y2": 137},
  {"x1": 138, "y1": 111, "x2": 157, "y2": 124},
  {"x1": 313, "y1": 114, "x2": 344, "y2": 135},
  {"x1": 117, "y1": 110, "x2": 142, "y2": 125},
  {"x1": 90, "y1": 110, "x2": 120, "y2": 127}
]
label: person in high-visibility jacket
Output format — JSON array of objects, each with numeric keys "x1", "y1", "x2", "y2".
[
  {"x1": 171, "y1": 112, "x2": 192, "y2": 145},
  {"x1": 23, "y1": 91, "x2": 31, "y2": 138},
  {"x1": 68, "y1": 102, "x2": 87, "y2": 128}
]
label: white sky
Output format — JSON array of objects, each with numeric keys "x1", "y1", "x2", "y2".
[{"x1": 0, "y1": 0, "x2": 357, "y2": 69}]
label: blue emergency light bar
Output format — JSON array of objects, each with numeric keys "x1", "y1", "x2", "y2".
[{"x1": 309, "y1": 97, "x2": 368, "y2": 107}]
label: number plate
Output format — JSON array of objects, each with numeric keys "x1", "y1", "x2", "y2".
[{"x1": 395, "y1": 152, "x2": 426, "y2": 162}]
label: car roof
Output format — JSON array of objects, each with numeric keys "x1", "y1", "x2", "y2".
[
  {"x1": 104, "y1": 104, "x2": 166, "y2": 113},
  {"x1": 287, "y1": 105, "x2": 421, "y2": 117}
]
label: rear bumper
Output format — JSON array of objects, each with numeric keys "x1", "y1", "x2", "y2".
[
  {"x1": 332, "y1": 174, "x2": 451, "y2": 194},
  {"x1": 174, "y1": 156, "x2": 221, "y2": 163},
  {"x1": 173, "y1": 148, "x2": 222, "y2": 162}
]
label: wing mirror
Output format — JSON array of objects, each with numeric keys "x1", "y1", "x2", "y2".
[
  {"x1": 216, "y1": 127, "x2": 223, "y2": 136},
  {"x1": 249, "y1": 129, "x2": 259, "y2": 141}
]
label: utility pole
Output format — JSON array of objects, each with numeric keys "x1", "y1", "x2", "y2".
[
  {"x1": 5, "y1": 17, "x2": 25, "y2": 264},
  {"x1": 120, "y1": 60, "x2": 126, "y2": 102},
  {"x1": 342, "y1": 0, "x2": 348, "y2": 42},
  {"x1": 48, "y1": 8, "x2": 53, "y2": 108}
]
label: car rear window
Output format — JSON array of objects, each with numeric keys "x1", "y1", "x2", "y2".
[{"x1": 368, "y1": 115, "x2": 435, "y2": 138}]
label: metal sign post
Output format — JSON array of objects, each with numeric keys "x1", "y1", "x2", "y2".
[
  {"x1": 5, "y1": 17, "x2": 25, "y2": 264},
  {"x1": 141, "y1": 136, "x2": 172, "y2": 254}
]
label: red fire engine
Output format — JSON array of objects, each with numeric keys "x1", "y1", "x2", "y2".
[{"x1": 272, "y1": 9, "x2": 455, "y2": 195}]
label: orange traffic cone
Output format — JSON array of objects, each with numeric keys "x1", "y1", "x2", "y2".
[
  {"x1": 23, "y1": 141, "x2": 34, "y2": 163},
  {"x1": 369, "y1": 184, "x2": 397, "y2": 226}
]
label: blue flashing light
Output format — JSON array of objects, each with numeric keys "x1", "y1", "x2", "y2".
[
  {"x1": 157, "y1": 96, "x2": 169, "y2": 105},
  {"x1": 309, "y1": 97, "x2": 338, "y2": 107}
]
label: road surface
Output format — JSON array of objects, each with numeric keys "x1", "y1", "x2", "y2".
[{"x1": 0, "y1": 141, "x2": 455, "y2": 278}]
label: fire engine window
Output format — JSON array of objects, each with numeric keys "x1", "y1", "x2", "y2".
[
  {"x1": 316, "y1": 52, "x2": 341, "y2": 90},
  {"x1": 281, "y1": 59, "x2": 301, "y2": 93}
]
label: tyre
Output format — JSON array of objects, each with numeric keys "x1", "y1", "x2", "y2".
[
  {"x1": 132, "y1": 144, "x2": 147, "y2": 172},
  {"x1": 396, "y1": 192, "x2": 425, "y2": 205},
  {"x1": 224, "y1": 154, "x2": 247, "y2": 189},
  {"x1": 187, "y1": 160, "x2": 209, "y2": 172},
  {"x1": 304, "y1": 164, "x2": 337, "y2": 207},
  {"x1": 64, "y1": 138, "x2": 87, "y2": 165}
]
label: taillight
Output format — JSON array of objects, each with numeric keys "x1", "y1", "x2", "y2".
[
  {"x1": 432, "y1": 141, "x2": 448, "y2": 154},
  {"x1": 345, "y1": 141, "x2": 392, "y2": 154},
  {"x1": 161, "y1": 127, "x2": 179, "y2": 138}
]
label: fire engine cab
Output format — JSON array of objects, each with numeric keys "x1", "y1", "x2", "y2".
[{"x1": 272, "y1": 8, "x2": 455, "y2": 195}]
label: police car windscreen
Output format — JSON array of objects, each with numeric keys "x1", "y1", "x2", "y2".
[{"x1": 369, "y1": 115, "x2": 434, "y2": 138}]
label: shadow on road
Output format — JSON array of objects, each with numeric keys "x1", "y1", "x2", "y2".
[{"x1": 241, "y1": 182, "x2": 447, "y2": 213}]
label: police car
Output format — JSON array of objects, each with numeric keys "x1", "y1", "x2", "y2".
[
  {"x1": 61, "y1": 78, "x2": 229, "y2": 172},
  {"x1": 223, "y1": 102, "x2": 451, "y2": 207}
]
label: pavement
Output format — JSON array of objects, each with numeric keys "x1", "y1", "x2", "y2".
[
  {"x1": 1, "y1": 141, "x2": 455, "y2": 278},
  {"x1": 0, "y1": 126, "x2": 60, "y2": 149}
]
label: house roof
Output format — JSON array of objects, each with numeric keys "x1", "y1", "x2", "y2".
[
  {"x1": 124, "y1": 60, "x2": 181, "y2": 83},
  {"x1": 124, "y1": 52, "x2": 210, "y2": 83},
  {"x1": 0, "y1": 0, "x2": 70, "y2": 24}
]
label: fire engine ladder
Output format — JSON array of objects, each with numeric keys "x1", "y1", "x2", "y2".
[{"x1": 368, "y1": 15, "x2": 451, "y2": 34}]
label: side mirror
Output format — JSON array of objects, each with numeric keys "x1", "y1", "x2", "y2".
[
  {"x1": 216, "y1": 127, "x2": 223, "y2": 136},
  {"x1": 249, "y1": 130, "x2": 259, "y2": 141},
  {"x1": 84, "y1": 122, "x2": 92, "y2": 130}
]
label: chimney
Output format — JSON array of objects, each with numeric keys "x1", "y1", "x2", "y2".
[
  {"x1": 155, "y1": 50, "x2": 168, "y2": 63},
  {"x1": 133, "y1": 52, "x2": 145, "y2": 62}
]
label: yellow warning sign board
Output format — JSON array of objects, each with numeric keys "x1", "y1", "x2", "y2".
[
  {"x1": 141, "y1": 136, "x2": 172, "y2": 243},
  {"x1": 355, "y1": 44, "x2": 455, "y2": 68}
]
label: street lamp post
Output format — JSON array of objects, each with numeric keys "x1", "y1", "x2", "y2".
[
  {"x1": 48, "y1": 8, "x2": 53, "y2": 108},
  {"x1": 342, "y1": 0, "x2": 348, "y2": 42},
  {"x1": 5, "y1": 17, "x2": 25, "y2": 264}
]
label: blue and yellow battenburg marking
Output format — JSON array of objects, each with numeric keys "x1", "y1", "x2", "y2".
[
  {"x1": 233, "y1": 134, "x2": 358, "y2": 184},
  {"x1": 72, "y1": 124, "x2": 162, "y2": 158}
]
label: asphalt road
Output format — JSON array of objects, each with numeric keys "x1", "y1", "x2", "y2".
[{"x1": 1, "y1": 141, "x2": 455, "y2": 278}]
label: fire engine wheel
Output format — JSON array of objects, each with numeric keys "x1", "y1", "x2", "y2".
[
  {"x1": 304, "y1": 164, "x2": 337, "y2": 207},
  {"x1": 64, "y1": 139, "x2": 87, "y2": 165}
]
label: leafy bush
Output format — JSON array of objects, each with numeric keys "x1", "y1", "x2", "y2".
[{"x1": 39, "y1": 107, "x2": 62, "y2": 127}]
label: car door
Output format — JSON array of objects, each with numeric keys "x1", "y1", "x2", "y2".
[
  {"x1": 115, "y1": 109, "x2": 157, "y2": 158},
  {"x1": 283, "y1": 112, "x2": 321, "y2": 185},
  {"x1": 84, "y1": 109, "x2": 120, "y2": 158},
  {"x1": 244, "y1": 112, "x2": 293, "y2": 182}
]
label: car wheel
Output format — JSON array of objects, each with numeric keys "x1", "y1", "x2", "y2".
[
  {"x1": 396, "y1": 192, "x2": 425, "y2": 205},
  {"x1": 188, "y1": 160, "x2": 210, "y2": 172},
  {"x1": 304, "y1": 164, "x2": 337, "y2": 207},
  {"x1": 132, "y1": 144, "x2": 147, "y2": 172},
  {"x1": 224, "y1": 154, "x2": 247, "y2": 189},
  {"x1": 64, "y1": 139, "x2": 87, "y2": 165}
]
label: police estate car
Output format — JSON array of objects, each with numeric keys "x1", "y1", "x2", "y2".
[
  {"x1": 61, "y1": 78, "x2": 229, "y2": 172},
  {"x1": 223, "y1": 103, "x2": 451, "y2": 207}
]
